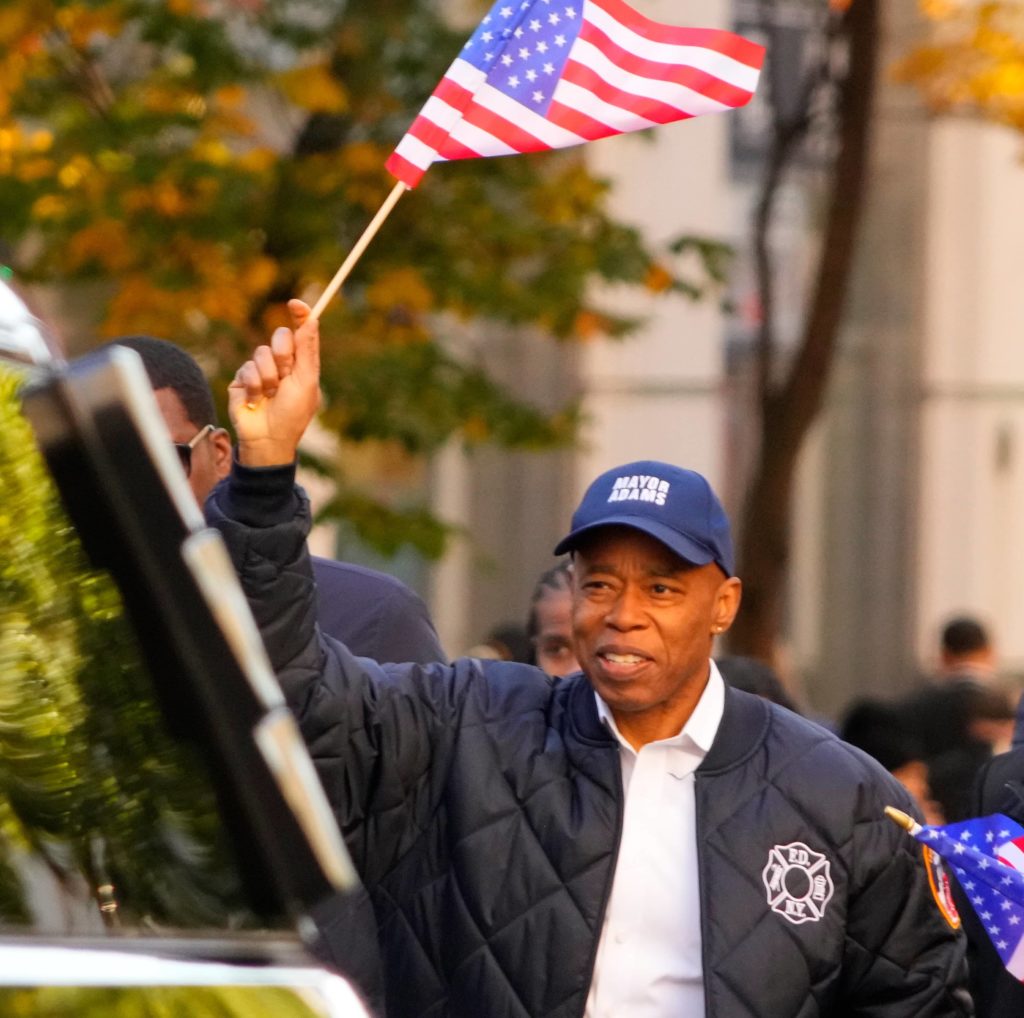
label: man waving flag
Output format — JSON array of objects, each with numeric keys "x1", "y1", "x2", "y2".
[{"x1": 385, "y1": 0, "x2": 765, "y2": 188}]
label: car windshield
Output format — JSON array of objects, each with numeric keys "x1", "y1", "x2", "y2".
[{"x1": 0, "y1": 358, "x2": 268, "y2": 934}]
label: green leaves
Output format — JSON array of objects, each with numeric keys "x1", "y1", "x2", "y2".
[
  {"x1": 0, "y1": 366, "x2": 255, "y2": 929},
  {"x1": 323, "y1": 342, "x2": 580, "y2": 454}
]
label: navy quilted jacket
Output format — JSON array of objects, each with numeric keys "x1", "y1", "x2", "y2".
[{"x1": 208, "y1": 466, "x2": 972, "y2": 1018}]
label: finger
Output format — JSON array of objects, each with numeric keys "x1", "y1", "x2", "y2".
[
  {"x1": 269, "y1": 326, "x2": 296, "y2": 380},
  {"x1": 288, "y1": 298, "x2": 310, "y2": 325},
  {"x1": 252, "y1": 344, "x2": 281, "y2": 396},
  {"x1": 288, "y1": 298, "x2": 320, "y2": 380},
  {"x1": 233, "y1": 360, "x2": 264, "y2": 406},
  {"x1": 227, "y1": 373, "x2": 248, "y2": 418}
]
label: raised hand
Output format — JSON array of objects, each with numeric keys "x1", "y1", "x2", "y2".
[{"x1": 228, "y1": 299, "x2": 322, "y2": 467}]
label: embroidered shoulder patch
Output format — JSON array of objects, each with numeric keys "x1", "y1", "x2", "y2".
[
  {"x1": 763, "y1": 841, "x2": 835, "y2": 925},
  {"x1": 922, "y1": 844, "x2": 962, "y2": 929}
]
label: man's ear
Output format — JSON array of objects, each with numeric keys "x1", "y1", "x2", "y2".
[
  {"x1": 712, "y1": 577, "x2": 743, "y2": 634},
  {"x1": 211, "y1": 427, "x2": 233, "y2": 481}
]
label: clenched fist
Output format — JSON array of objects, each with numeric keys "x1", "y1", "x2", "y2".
[{"x1": 228, "y1": 299, "x2": 322, "y2": 467}]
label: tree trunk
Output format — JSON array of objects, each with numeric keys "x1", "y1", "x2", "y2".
[{"x1": 727, "y1": 0, "x2": 880, "y2": 664}]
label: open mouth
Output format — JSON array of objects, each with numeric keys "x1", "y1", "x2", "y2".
[
  {"x1": 601, "y1": 652, "x2": 647, "y2": 666},
  {"x1": 596, "y1": 649, "x2": 652, "y2": 678}
]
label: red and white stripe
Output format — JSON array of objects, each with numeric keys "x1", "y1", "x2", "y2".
[
  {"x1": 998, "y1": 835, "x2": 1024, "y2": 874},
  {"x1": 386, "y1": 0, "x2": 764, "y2": 188}
]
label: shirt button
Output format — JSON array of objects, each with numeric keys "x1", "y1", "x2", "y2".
[{"x1": 614, "y1": 930, "x2": 627, "y2": 944}]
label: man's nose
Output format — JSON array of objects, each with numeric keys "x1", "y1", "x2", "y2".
[{"x1": 606, "y1": 585, "x2": 645, "y2": 630}]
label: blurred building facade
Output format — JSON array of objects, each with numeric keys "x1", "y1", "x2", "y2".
[{"x1": 428, "y1": 0, "x2": 1024, "y2": 715}]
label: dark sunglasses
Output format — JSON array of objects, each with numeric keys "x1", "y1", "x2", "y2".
[{"x1": 174, "y1": 424, "x2": 214, "y2": 477}]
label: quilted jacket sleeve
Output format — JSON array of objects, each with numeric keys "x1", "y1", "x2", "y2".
[
  {"x1": 205, "y1": 461, "x2": 468, "y2": 880},
  {"x1": 839, "y1": 790, "x2": 973, "y2": 1017}
]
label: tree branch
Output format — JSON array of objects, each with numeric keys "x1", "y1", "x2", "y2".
[
  {"x1": 45, "y1": 29, "x2": 115, "y2": 120},
  {"x1": 776, "y1": 0, "x2": 879, "y2": 450}
]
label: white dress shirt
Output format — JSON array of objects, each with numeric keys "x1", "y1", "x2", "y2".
[{"x1": 584, "y1": 662, "x2": 725, "y2": 1018}]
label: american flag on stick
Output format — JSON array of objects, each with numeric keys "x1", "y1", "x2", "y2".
[
  {"x1": 310, "y1": 0, "x2": 764, "y2": 319},
  {"x1": 385, "y1": 0, "x2": 766, "y2": 188},
  {"x1": 887, "y1": 807, "x2": 1024, "y2": 981}
]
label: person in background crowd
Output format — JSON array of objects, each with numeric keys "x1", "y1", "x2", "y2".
[
  {"x1": 526, "y1": 559, "x2": 579, "y2": 678},
  {"x1": 205, "y1": 300, "x2": 972, "y2": 1018},
  {"x1": 715, "y1": 655, "x2": 799, "y2": 714},
  {"x1": 931, "y1": 615, "x2": 1017, "y2": 752},
  {"x1": 838, "y1": 698, "x2": 940, "y2": 824},
  {"x1": 898, "y1": 679, "x2": 1014, "y2": 825},
  {"x1": 896, "y1": 614, "x2": 1016, "y2": 828},
  {"x1": 938, "y1": 615, "x2": 997, "y2": 684}
]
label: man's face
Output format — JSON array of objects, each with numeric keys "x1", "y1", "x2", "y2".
[
  {"x1": 571, "y1": 526, "x2": 741, "y2": 747},
  {"x1": 533, "y1": 586, "x2": 580, "y2": 678},
  {"x1": 154, "y1": 387, "x2": 231, "y2": 505}
]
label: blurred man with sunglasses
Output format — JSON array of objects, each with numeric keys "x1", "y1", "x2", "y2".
[{"x1": 115, "y1": 336, "x2": 235, "y2": 501}]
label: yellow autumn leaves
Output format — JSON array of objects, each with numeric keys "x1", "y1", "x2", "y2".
[
  {"x1": 106, "y1": 243, "x2": 278, "y2": 337},
  {"x1": 0, "y1": 2, "x2": 362, "y2": 341},
  {"x1": 898, "y1": 1, "x2": 1024, "y2": 131}
]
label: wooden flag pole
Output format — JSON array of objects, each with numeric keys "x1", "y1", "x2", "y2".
[
  {"x1": 309, "y1": 179, "x2": 409, "y2": 321},
  {"x1": 883, "y1": 806, "x2": 920, "y2": 835}
]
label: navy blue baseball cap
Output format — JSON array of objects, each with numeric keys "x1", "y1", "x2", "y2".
[{"x1": 553, "y1": 460, "x2": 735, "y2": 577}]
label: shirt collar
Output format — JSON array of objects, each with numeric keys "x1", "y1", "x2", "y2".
[{"x1": 595, "y1": 660, "x2": 726, "y2": 756}]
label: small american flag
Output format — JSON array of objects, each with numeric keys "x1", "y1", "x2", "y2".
[
  {"x1": 386, "y1": 0, "x2": 765, "y2": 188},
  {"x1": 912, "y1": 813, "x2": 1024, "y2": 980}
]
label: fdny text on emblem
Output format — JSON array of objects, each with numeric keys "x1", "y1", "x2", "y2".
[{"x1": 762, "y1": 841, "x2": 835, "y2": 925}]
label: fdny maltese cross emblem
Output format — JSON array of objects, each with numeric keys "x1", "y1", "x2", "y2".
[{"x1": 762, "y1": 841, "x2": 835, "y2": 925}]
